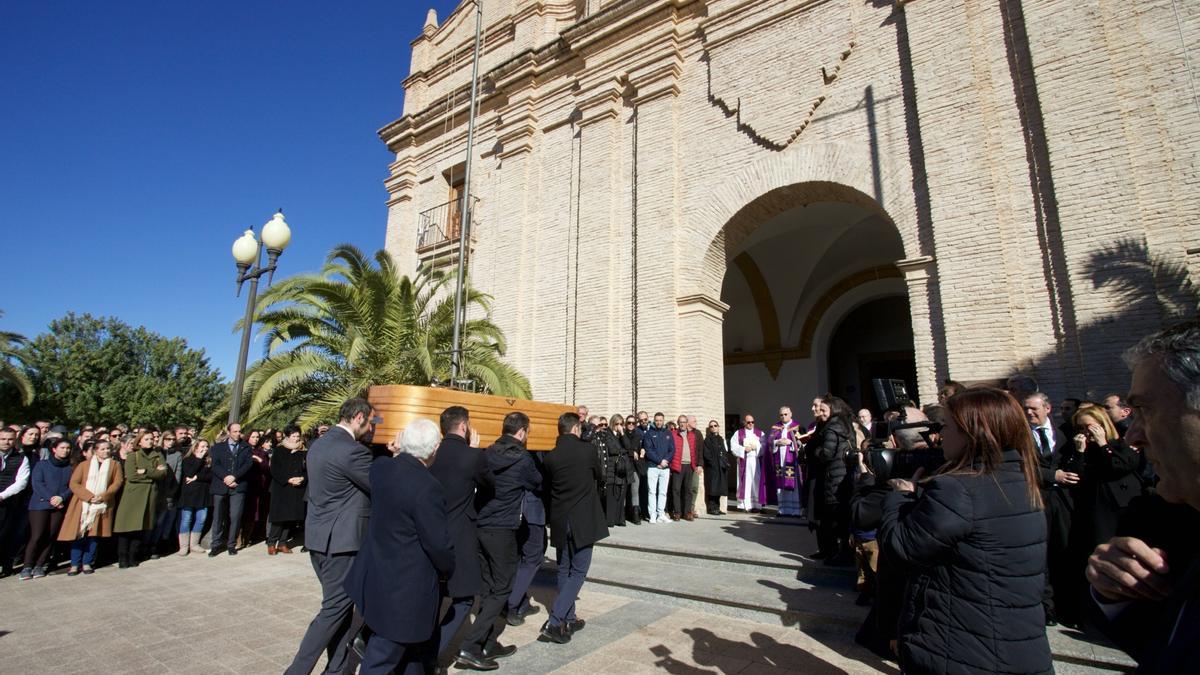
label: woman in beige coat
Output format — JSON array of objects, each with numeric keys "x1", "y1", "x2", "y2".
[{"x1": 58, "y1": 439, "x2": 124, "y2": 575}]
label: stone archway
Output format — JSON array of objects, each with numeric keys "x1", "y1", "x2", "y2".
[{"x1": 673, "y1": 145, "x2": 937, "y2": 429}]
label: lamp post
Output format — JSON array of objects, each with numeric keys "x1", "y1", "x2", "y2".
[{"x1": 228, "y1": 211, "x2": 292, "y2": 425}]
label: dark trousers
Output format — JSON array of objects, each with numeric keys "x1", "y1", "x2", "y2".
[
  {"x1": 437, "y1": 596, "x2": 475, "y2": 660},
  {"x1": 268, "y1": 521, "x2": 297, "y2": 547},
  {"x1": 210, "y1": 493, "x2": 245, "y2": 551},
  {"x1": 360, "y1": 634, "x2": 425, "y2": 675},
  {"x1": 287, "y1": 550, "x2": 358, "y2": 675},
  {"x1": 507, "y1": 519, "x2": 546, "y2": 614},
  {"x1": 550, "y1": 531, "x2": 593, "y2": 627},
  {"x1": 0, "y1": 503, "x2": 25, "y2": 572},
  {"x1": 604, "y1": 483, "x2": 627, "y2": 526},
  {"x1": 117, "y1": 531, "x2": 145, "y2": 564},
  {"x1": 669, "y1": 466, "x2": 695, "y2": 516},
  {"x1": 461, "y1": 527, "x2": 519, "y2": 654},
  {"x1": 24, "y1": 509, "x2": 64, "y2": 568}
]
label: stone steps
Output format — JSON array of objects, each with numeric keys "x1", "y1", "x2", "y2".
[{"x1": 538, "y1": 537, "x2": 1136, "y2": 672}]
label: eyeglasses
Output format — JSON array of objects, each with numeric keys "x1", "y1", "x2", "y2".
[
  {"x1": 745, "y1": 420, "x2": 755, "y2": 425},
  {"x1": 708, "y1": 424, "x2": 718, "y2": 429}
]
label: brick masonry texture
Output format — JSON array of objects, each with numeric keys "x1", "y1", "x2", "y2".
[{"x1": 380, "y1": 0, "x2": 1200, "y2": 424}]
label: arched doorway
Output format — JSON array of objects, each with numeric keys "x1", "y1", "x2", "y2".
[{"x1": 716, "y1": 186, "x2": 915, "y2": 423}]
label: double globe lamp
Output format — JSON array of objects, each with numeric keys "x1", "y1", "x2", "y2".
[{"x1": 228, "y1": 211, "x2": 292, "y2": 425}]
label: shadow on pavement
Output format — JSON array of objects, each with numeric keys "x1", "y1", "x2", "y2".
[{"x1": 650, "y1": 628, "x2": 853, "y2": 674}]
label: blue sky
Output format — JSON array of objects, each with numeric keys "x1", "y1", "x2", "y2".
[{"x1": 1, "y1": 0, "x2": 462, "y2": 380}]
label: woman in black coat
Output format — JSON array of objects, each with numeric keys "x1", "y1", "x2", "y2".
[
  {"x1": 1054, "y1": 404, "x2": 1145, "y2": 624},
  {"x1": 804, "y1": 395, "x2": 854, "y2": 562},
  {"x1": 601, "y1": 415, "x2": 629, "y2": 527},
  {"x1": 266, "y1": 426, "x2": 307, "y2": 555},
  {"x1": 879, "y1": 387, "x2": 1052, "y2": 675},
  {"x1": 702, "y1": 421, "x2": 729, "y2": 516}
]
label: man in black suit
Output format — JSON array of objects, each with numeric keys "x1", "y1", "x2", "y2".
[
  {"x1": 208, "y1": 422, "x2": 252, "y2": 556},
  {"x1": 1087, "y1": 321, "x2": 1200, "y2": 672},
  {"x1": 345, "y1": 418, "x2": 453, "y2": 675},
  {"x1": 429, "y1": 406, "x2": 493, "y2": 667},
  {"x1": 538, "y1": 412, "x2": 609, "y2": 644},
  {"x1": 455, "y1": 412, "x2": 542, "y2": 670},
  {"x1": 1024, "y1": 392, "x2": 1075, "y2": 626},
  {"x1": 286, "y1": 398, "x2": 378, "y2": 675}
]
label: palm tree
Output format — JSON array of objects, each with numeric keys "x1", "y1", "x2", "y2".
[
  {"x1": 223, "y1": 244, "x2": 531, "y2": 430},
  {"x1": 0, "y1": 310, "x2": 34, "y2": 406}
]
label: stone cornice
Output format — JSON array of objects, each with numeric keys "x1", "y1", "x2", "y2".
[
  {"x1": 895, "y1": 255, "x2": 936, "y2": 280},
  {"x1": 701, "y1": 0, "x2": 835, "y2": 51},
  {"x1": 676, "y1": 293, "x2": 730, "y2": 323}
]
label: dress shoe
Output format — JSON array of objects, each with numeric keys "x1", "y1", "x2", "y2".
[
  {"x1": 538, "y1": 620, "x2": 571, "y2": 644},
  {"x1": 749, "y1": 508, "x2": 762, "y2": 514},
  {"x1": 671, "y1": 514, "x2": 680, "y2": 521},
  {"x1": 208, "y1": 546, "x2": 225, "y2": 558},
  {"x1": 808, "y1": 550, "x2": 830, "y2": 560},
  {"x1": 1044, "y1": 611, "x2": 1058, "y2": 627},
  {"x1": 267, "y1": 545, "x2": 277, "y2": 555},
  {"x1": 505, "y1": 613, "x2": 525, "y2": 627},
  {"x1": 717, "y1": 510, "x2": 726, "y2": 515},
  {"x1": 482, "y1": 643, "x2": 517, "y2": 659},
  {"x1": 684, "y1": 513, "x2": 695, "y2": 521},
  {"x1": 278, "y1": 545, "x2": 293, "y2": 554},
  {"x1": 728, "y1": 505, "x2": 743, "y2": 512},
  {"x1": 227, "y1": 548, "x2": 238, "y2": 556},
  {"x1": 566, "y1": 619, "x2": 586, "y2": 634},
  {"x1": 519, "y1": 604, "x2": 541, "y2": 618},
  {"x1": 454, "y1": 650, "x2": 499, "y2": 671}
]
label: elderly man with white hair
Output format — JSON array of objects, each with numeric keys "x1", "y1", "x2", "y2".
[{"x1": 345, "y1": 418, "x2": 455, "y2": 675}]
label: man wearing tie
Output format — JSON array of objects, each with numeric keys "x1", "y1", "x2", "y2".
[
  {"x1": 1024, "y1": 392, "x2": 1075, "y2": 627},
  {"x1": 208, "y1": 423, "x2": 252, "y2": 557}
]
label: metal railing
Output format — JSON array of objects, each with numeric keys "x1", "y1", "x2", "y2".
[{"x1": 415, "y1": 198, "x2": 463, "y2": 250}]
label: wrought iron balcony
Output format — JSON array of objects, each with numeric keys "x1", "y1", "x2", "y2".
[{"x1": 415, "y1": 197, "x2": 478, "y2": 266}]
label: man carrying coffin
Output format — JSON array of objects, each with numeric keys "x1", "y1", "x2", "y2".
[{"x1": 729, "y1": 414, "x2": 768, "y2": 513}]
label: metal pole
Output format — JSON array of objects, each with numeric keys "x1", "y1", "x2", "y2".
[
  {"x1": 228, "y1": 273, "x2": 259, "y2": 426},
  {"x1": 450, "y1": 0, "x2": 484, "y2": 383}
]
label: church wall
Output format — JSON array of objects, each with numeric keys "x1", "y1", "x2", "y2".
[{"x1": 380, "y1": 0, "x2": 1200, "y2": 422}]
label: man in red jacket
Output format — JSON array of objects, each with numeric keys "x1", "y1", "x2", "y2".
[{"x1": 669, "y1": 415, "x2": 702, "y2": 521}]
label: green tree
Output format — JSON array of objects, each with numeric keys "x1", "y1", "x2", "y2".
[
  {"x1": 222, "y1": 244, "x2": 531, "y2": 430},
  {"x1": 5, "y1": 313, "x2": 224, "y2": 428},
  {"x1": 0, "y1": 310, "x2": 34, "y2": 407}
]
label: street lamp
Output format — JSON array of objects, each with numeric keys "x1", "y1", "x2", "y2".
[{"x1": 228, "y1": 210, "x2": 292, "y2": 425}]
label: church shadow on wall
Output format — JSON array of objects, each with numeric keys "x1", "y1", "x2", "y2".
[{"x1": 1005, "y1": 238, "x2": 1198, "y2": 399}]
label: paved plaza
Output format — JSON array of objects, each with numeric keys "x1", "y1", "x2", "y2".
[{"x1": 1, "y1": 512, "x2": 1132, "y2": 674}]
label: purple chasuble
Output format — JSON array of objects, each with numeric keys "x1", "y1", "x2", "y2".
[{"x1": 768, "y1": 421, "x2": 802, "y2": 491}]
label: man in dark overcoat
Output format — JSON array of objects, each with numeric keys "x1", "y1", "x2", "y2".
[
  {"x1": 345, "y1": 418, "x2": 453, "y2": 674},
  {"x1": 429, "y1": 406, "x2": 493, "y2": 663},
  {"x1": 538, "y1": 412, "x2": 609, "y2": 644}
]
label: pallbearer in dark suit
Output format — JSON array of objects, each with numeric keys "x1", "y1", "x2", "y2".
[
  {"x1": 455, "y1": 412, "x2": 541, "y2": 671},
  {"x1": 345, "y1": 418, "x2": 454, "y2": 675},
  {"x1": 286, "y1": 399, "x2": 378, "y2": 675},
  {"x1": 429, "y1": 406, "x2": 493, "y2": 664},
  {"x1": 538, "y1": 412, "x2": 609, "y2": 644}
]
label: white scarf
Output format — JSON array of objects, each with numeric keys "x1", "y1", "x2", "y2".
[{"x1": 78, "y1": 456, "x2": 112, "y2": 537}]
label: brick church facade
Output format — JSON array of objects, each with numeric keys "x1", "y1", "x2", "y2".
[{"x1": 380, "y1": 0, "x2": 1199, "y2": 423}]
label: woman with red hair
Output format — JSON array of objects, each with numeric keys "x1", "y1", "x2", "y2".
[{"x1": 880, "y1": 387, "x2": 1051, "y2": 674}]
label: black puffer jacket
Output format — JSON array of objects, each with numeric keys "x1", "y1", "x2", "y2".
[
  {"x1": 805, "y1": 417, "x2": 852, "y2": 506},
  {"x1": 880, "y1": 449, "x2": 1051, "y2": 675},
  {"x1": 476, "y1": 435, "x2": 542, "y2": 530}
]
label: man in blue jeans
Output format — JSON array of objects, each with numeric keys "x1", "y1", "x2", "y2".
[
  {"x1": 538, "y1": 413, "x2": 609, "y2": 644},
  {"x1": 641, "y1": 413, "x2": 675, "y2": 524}
]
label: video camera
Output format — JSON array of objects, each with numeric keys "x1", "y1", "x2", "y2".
[{"x1": 864, "y1": 417, "x2": 945, "y2": 481}]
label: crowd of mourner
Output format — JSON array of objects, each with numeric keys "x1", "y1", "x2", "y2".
[{"x1": 1, "y1": 319, "x2": 1199, "y2": 674}]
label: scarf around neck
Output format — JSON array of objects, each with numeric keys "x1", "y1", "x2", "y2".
[{"x1": 79, "y1": 456, "x2": 112, "y2": 536}]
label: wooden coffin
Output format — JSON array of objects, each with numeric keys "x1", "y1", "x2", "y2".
[{"x1": 368, "y1": 384, "x2": 575, "y2": 451}]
